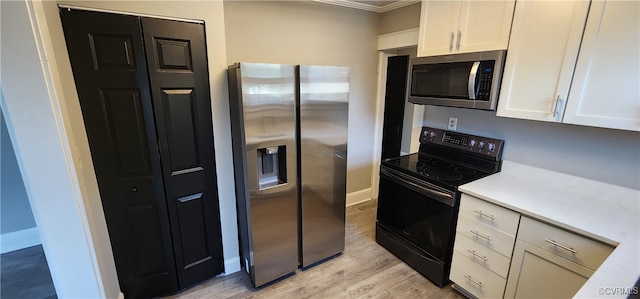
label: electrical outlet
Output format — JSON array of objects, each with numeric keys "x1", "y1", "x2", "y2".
[{"x1": 448, "y1": 117, "x2": 458, "y2": 130}]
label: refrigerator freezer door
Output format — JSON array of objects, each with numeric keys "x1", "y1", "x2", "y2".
[
  {"x1": 299, "y1": 65, "x2": 349, "y2": 267},
  {"x1": 228, "y1": 63, "x2": 299, "y2": 287}
]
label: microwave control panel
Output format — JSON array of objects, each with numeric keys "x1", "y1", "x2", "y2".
[
  {"x1": 420, "y1": 126, "x2": 504, "y2": 159},
  {"x1": 476, "y1": 61, "x2": 496, "y2": 100}
]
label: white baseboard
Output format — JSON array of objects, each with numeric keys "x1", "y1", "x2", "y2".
[
  {"x1": 346, "y1": 188, "x2": 372, "y2": 207},
  {"x1": 223, "y1": 256, "x2": 241, "y2": 275},
  {"x1": 1, "y1": 227, "x2": 41, "y2": 254}
]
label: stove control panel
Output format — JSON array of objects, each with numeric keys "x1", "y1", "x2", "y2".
[{"x1": 420, "y1": 126, "x2": 504, "y2": 159}]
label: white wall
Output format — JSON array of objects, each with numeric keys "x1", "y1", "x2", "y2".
[
  {"x1": 423, "y1": 106, "x2": 640, "y2": 190},
  {"x1": 223, "y1": 0, "x2": 380, "y2": 193},
  {"x1": 2, "y1": 0, "x2": 237, "y2": 297},
  {"x1": 0, "y1": 110, "x2": 36, "y2": 234},
  {"x1": 0, "y1": 109, "x2": 40, "y2": 253}
]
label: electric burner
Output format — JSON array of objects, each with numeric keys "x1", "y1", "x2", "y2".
[
  {"x1": 422, "y1": 168, "x2": 462, "y2": 181},
  {"x1": 456, "y1": 167, "x2": 476, "y2": 175}
]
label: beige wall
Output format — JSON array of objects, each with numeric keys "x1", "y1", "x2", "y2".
[
  {"x1": 224, "y1": 1, "x2": 380, "y2": 193},
  {"x1": 379, "y1": 3, "x2": 421, "y2": 35}
]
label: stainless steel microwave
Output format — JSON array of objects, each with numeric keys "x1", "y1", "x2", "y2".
[{"x1": 408, "y1": 50, "x2": 506, "y2": 110}]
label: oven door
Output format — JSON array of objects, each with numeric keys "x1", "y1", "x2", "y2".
[{"x1": 376, "y1": 167, "x2": 458, "y2": 262}]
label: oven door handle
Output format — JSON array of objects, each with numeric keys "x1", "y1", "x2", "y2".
[{"x1": 380, "y1": 168, "x2": 455, "y2": 206}]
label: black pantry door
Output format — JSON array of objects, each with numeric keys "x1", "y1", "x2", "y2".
[{"x1": 60, "y1": 9, "x2": 223, "y2": 298}]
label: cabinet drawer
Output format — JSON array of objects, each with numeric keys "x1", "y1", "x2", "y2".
[
  {"x1": 457, "y1": 215, "x2": 516, "y2": 257},
  {"x1": 460, "y1": 194, "x2": 520, "y2": 235},
  {"x1": 451, "y1": 251, "x2": 507, "y2": 299},
  {"x1": 518, "y1": 216, "x2": 614, "y2": 270},
  {"x1": 454, "y1": 234, "x2": 511, "y2": 278}
]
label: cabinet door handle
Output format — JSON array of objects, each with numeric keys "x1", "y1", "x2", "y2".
[
  {"x1": 467, "y1": 249, "x2": 488, "y2": 262},
  {"x1": 456, "y1": 30, "x2": 462, "y2": 51},
  {"x1": 545, "y1": 239, "x2": 578, "y2": 254},
  {"x1": 552, "y1": 95, "x2": 564, "y2": 118},
  {"x1": 449, "y1": 32, "x2": 454, "y2": 52},
  {"x1": 470, "y1": 230, "x2": 491, "y2": 241},
  {"x1": 473, "y1": 209, "x2": 495, "y2": 220},
  {"x1": 464, "y1": 275, "x2": 483, "y2": 287}
]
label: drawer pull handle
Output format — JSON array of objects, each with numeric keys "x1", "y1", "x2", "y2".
[
  {"x1": 464, "y1": 275, "x2": 483, "y2": 287},
  {"x1": 545, "y1": 239, "x2": 578, "y2": 254},
  {"x1": 470, "y1": 230, "x2": 491, "y2": 241},
  {"x1": 467, "y1": 249, "x2": 488, "y2": 262},
  {"x1": 473, "y1": 210, "x2": 495, "y2": 220}
]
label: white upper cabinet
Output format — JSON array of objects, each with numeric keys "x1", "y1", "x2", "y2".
[
  {"x1": 563, "y1": 1, "x2": 640, "y2": 131},
  {"x1": 498, "y1": 0, "x2": 639, "y2": 131},
  {"x1": 417, "y1": 0, "x2": 515, "y2": 57},
  {"x1": 418, "y1": 0, "x2": 461, "y2": 56},
  {"x1": 457, "y1": 1, "x2": 515, "y2": 54},
  {"x1": 497, "y1": 0, "x2": 590, "y2": 122}
]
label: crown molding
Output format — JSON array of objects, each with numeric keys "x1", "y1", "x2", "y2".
[
  {"x1": 311, "y1": 0, "x2": 419, "y2": 13},
  {"x1": 378, "y1": 0, "x2": 419, "y2": 13}
]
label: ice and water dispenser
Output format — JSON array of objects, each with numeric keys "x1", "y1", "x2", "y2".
[{"x1": 257, "y1": 146, "x2": 287, "y2": 189}]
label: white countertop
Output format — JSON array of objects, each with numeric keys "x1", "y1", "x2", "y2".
[{"x1": 459, "y1": 160, "x2": 639, "y2": 298}]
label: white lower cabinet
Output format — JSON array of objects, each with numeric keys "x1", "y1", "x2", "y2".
[
  {"x1": 451, "y1": 195, "x2": 519, "y2": 298},
  {"x1": 454, "y1": 234, "x2": 511, "y2": 277},
  {"x1": 504, "y1": 216, "x2": 614, "y2": 298},
  {"x1": 504, "y1": 239, "x2": 593, "y2": 298},
  {"x1": 451, "y1": 196, "x2": 615, "y2": 299},
  {"x1": 451, "y1": 251, "x2": 507, "y2": 299},
  {"x1": 456, "y1": 215, "x2": 516, "y2": 258},
  {"x1": 516, "y1": 216, "x2": 614, "y2": 271}
]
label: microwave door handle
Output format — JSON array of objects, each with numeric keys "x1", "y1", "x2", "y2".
[{"x1": 468, "y1": 61, "x2": 481, "y2": 100}]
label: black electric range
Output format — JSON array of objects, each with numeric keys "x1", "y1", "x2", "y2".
[{"x1": 376, "y1": 126, "x2": 504, "y2": 287}]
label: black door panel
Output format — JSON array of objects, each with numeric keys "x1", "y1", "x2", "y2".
[
  {"x1": 142, "y1": 17, "x2": 224, "y2": 289},
  {"x1": 381, "y1": 55, "x2": 409, "y2": 160},
  {"x1": 60, "y1": 11, "x2": 179, "y2": 298},
  {"x1": 99, "y1": 89, "x2": 153, "y2": 177}
]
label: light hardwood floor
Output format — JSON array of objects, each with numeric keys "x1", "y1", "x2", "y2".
[{"x1": 166, "y1": 200, "x2": 462, "y2": 299}]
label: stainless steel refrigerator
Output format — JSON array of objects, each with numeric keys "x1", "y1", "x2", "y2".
[{"x1": 227, "y1": 63, "x2": 349, "y2": 287}]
